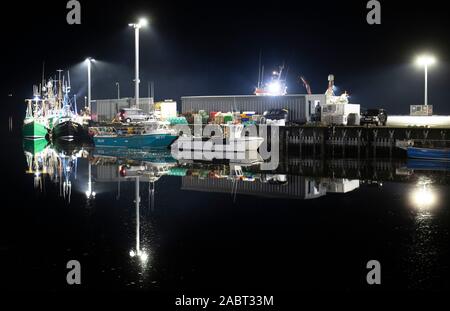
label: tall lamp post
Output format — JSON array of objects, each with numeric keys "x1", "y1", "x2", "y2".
[
  {"x1": 415, "y1": 54, "x2": 436, "y2": 106},
  {"x1": 85, "y1": 57, "x2": 95, "y2": 111},
  {"x1": 129, "y1": 18, "x2": 148, "y2": 108},
  {"x1": 115, "y1": 82, "x2": 120, "y2": 100}
]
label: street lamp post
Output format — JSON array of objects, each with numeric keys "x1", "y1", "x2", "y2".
[
  {"x1": 129, "y1": 18, "x2": 148, "y2": 108},
  {"x1": 115, "y1": 82, "x2": 120, "y2": 100},
  {"x1": 85, "y1": 58, "x2": 95, "y2": 112},
  {"x1": 416, "y1": 55, "x2": 436, "y2": 106}
]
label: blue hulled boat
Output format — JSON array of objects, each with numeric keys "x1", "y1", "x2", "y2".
[
  {"x1": 91, "y1": 122, "x2": 178, "y2": 149},
  {"x1": 407, "y1": 146, "x2": 450, "y2": 161},
  {"x1": 94, "y1": 133, "x2": 178, "y2": 149}
]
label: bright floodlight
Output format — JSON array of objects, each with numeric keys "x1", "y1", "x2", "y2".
[
  {"x1": 267, "y1": 81, "x2": 282, "y2": 95},
  {"x1": 416, "y1": 55, "x2": 436, "y2": 67},
  {"x1": 138, "y1": 18, "x2": 148, "y2": 27}
]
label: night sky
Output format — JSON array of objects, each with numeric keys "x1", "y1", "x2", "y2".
[{"x1": 2, "y1": 0, "x2": 449, "y2": 116}]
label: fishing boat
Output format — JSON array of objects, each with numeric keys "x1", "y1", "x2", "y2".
[
  {"x1": 23, "y1": 94, "x2": 52, "y2": 140},
  {"x1": 407, "y1": 146, "x2": 450, "y2": 161},
  {"x1": 52, "y1": 119, "x2": 90, "y2": 142},
  {"x1": 90, "y1": 121, "x2": 178, "y2": 149},
  {"x1": 51, "y1": 71, "x2": 90, "y2": 142},
  {"x1": 172, "y1": 124, "x2": 264, "y2": 153},
  {"x1": 24, "y1": 70, "x2": 77, "y2": 140},
  {"x1": 23, "y1": 117, "x2": 49, "y2": 139}
]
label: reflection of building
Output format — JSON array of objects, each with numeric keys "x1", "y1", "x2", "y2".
[
  {"x1": 181, "y1": 175, "x2": 327, "y2": 200},
  {"x1": 321, "y1": 178, "x2": 360, "y2": 194}
]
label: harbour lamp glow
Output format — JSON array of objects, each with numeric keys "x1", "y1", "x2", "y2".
[
  {"x1": 267, "y1": 81, "x2": 282, "y2": 95},
  {"x1": 416, "y1": 55, "x2": 436, "y2": 67},
  {"x1": 415, "y1": 54, "x2": 436, "y2": 106},
  {"x1": 138, "y1": 18, "x2": 148, "y2": 28}
]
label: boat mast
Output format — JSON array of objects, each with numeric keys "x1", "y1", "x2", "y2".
[{"x1": 57, "y1": 69, "x2": 63, "y2": 109}]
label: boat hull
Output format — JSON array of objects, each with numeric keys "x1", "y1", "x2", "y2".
[
  {"x1": 23, "y1": 137, "x2": 49, "y2": 154},
  {"x1": 52, "y1": 121, "x2": 90, "y2": 142},
  {"x1": 407, "y1": 147, "x2": 450, "y2": 161},
  {"x1": 23, "y1": 121, "x2": 48, "y2": 139},
  {"x1": 93, "y1": 134, "x2": 178, "y2": 149}
]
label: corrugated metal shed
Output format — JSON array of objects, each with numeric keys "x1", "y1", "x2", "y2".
[
  {"x1": 181, "y1": 94, "x2": 325, "y2": 123},
  {"x1": 91, "y1": 97, "x2": 154, "y2": 122}
]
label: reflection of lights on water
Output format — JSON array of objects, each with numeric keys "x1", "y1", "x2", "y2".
[
  {"x1": 85, "y1": 190, "x2": 96, "y2": 198},
  {"x1": 412, "y1": 187, "x2": 436, "y2": 208},
  {"x1": 410, "y1": 179, "x2": 438, "y2": 211},
  {"x1": 129, "y1": 249, "x2": 149, "y2": 264}
]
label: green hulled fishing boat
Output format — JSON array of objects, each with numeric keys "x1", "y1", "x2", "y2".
[{"x1": 23, "y1": 119, "x2": 49, "y2": 139}]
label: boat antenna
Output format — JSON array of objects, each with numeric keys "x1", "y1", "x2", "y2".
[
  {"x1": 41, "y1": 61, "x2": 45, "y2": 94},
  {"x1": 74, "y1": 94, "x2": 78, "y2": 115},
  {"x1": 67, "y1": 70, "x2": 71, "y2": 93},
  {"x1": 284, "y1": 64, "x2": 289, "y2": 82},
  {"x1": 261, "y1": 65, "x2": 264, "y2": 86},
  {"x1": 57, "y1": 69, "x2": 63, "y2": 103},
  {"x1": 257, "y1": 50, "x2": 262, "y2": 88}
]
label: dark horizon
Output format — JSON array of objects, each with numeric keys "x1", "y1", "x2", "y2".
[{"x1": 2, "y1": 0, "x2": 449, "y2": 115}]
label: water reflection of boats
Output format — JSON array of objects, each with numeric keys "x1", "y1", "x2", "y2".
[
  {"x1": 23, "y1": 138, "x2": 89, "y2": 201},
  {"x1": 407, "y1": 146, "x2": 450, "y2": 161},
  {"x1": 407, "y1": 159, "x2": 450, "y2": 171},
  {"x1": 23, "y1": 137, "x2": 49, "y2": 155},
  {"x1": 173, "y1": 149, "x2": 264, "y2": 165},
  {"x1": 93, "y1": 147, "x2": 177, "y2": 164}
]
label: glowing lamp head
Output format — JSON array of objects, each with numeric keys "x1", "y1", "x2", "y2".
[
  {"x1": 267, "y1": 81, "x2": 282, "y2": 95},
  {"x1": 416, "y1": 55, "x2": 436, "y2": 67},
  {"x1": 138, "y1": 18, "x2": 148, "y2": 28}
]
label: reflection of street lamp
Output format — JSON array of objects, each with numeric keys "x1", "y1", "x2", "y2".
[
  {"x1": 415, "y1": 54, "x2": 436, "y2": 106},
  {"x1": 85, "y1": 161, "x2": 96, "y2": 199},
  {"x1": 410, "y1": 179, "x2": 437, "y2": 212},
  {"x1": 129, "y1": 176, "x2": 149, "y2": 264},
  {"x1": 128, "y1": 18, "x2": 148, "y2": 108}
]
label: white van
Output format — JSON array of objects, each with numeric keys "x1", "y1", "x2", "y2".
[{"x1": 118, "y1": 108, "x2": 151, "y2": 123}]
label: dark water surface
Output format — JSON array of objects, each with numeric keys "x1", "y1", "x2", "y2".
[{"x1": 1, "y1": 134, "x2": 450, "y2": 292}]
